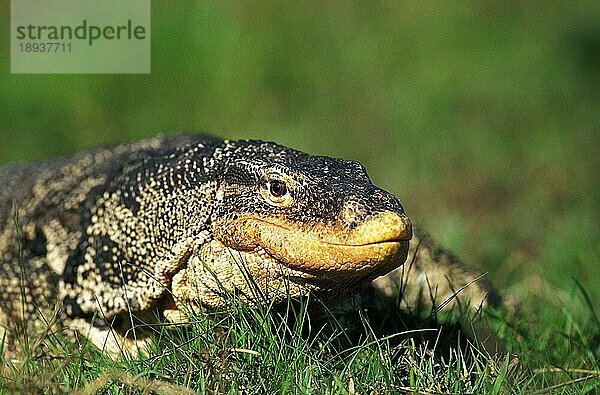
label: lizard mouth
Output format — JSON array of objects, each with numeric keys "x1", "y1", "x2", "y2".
[
  {"x1": 256, "y1": 222, "x2": 409, "y2": 277},
  {"x1": 213, "y1": 212, "x2": 412, "y2": 280}
]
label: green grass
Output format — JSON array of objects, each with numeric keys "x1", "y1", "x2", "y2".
[
  {"x1": 1, "y1": 0, "x2": 599, "y2": 393},
  {"x1": 0, "y1": 289, "x2": 598, "y2": 394}
]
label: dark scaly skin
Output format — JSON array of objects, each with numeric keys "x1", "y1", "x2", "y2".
[{"x1": 0, "y1": 133, "x2": 497, "y2": 357}]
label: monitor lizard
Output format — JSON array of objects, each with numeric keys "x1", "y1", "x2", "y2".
[{"x1": 0, "y1": 133, "x2": 499, "y2": 357}]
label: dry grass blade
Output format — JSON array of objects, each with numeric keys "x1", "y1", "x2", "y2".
[
  {"x1": 531, "y1": 374, "x2": 598, "y2": 394},
  {"x1": 228, "y1": 347, "x2": 260, "y2": 356},
  {"x1": 533, "y1": 367, "x2": 600, "y2": 375},
  {"x1": 73, "y1": 370, "x2": 198, "y2": 395}
]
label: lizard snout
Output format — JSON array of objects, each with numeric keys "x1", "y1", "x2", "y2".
[{"x1": 340, "y1": 188, "x2": 411, "y2": 243}]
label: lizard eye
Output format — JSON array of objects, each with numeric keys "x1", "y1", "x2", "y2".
[
  {"x1": 268, "y1": 180, "x2": 287, "y2": 198},
  {"x1": 261, "y1": 177, "x2": 293, "y2": 207}
]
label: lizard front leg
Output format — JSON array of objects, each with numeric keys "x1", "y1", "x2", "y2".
[
  {"x1": 159, "y1": 231, "x2": 212, "y2": 324},
  {"x1": 60, "y1": 231, "x2": 211, "y2": 357}
]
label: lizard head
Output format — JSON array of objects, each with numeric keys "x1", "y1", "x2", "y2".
[{"x1": 200, "y1": 140, "x2": 412, "y2": 304}]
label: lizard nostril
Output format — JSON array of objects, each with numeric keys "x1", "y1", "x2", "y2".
[
  {"x1": 345, "y1": 206, "x2": 355, "y2": 219},
  {"x1": 342, "y1": 200, "x2": 365, "y2": 225}
]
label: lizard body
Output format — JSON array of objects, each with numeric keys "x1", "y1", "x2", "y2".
[{"x1": 0, "y1": 133, "x2": 496, "y2": 356}]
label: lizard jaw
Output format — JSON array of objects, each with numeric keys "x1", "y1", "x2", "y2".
[
  {"x1": 255, "y1": 223, "x2": 410, "y2": 278},
  {"x1": 213, "y1": 212, "x2": 412, "y2": 280}
]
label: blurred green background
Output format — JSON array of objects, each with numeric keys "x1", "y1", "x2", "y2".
[{"x1": 0, "y1": 1, "x2": 598, "y2": 308}]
